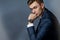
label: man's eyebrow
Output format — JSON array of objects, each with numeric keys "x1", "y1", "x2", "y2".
[
  {"x1": 33, "y1": 6, "x2": 37, "y2": 9},
  {"x1": 29, "y1": 5, "x2": 37, "y2": 10}
]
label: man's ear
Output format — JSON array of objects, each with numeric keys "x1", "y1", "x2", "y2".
[{"x1": 41, "y1": 3, "x2": 44, "y2": 9}]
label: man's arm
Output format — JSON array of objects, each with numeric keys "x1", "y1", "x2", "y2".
[
  {"x1": 27, "y1": 19, "x2": 52, "y2": 40},
  {"x1": 27, "y1": 26, "x2": 36, "y2": 40}
]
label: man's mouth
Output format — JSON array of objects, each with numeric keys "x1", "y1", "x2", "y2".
[{"x1": 35, "y1": 13, "x2": 38, "y2": 15}]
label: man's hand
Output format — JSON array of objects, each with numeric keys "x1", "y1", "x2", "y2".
[{"x1": 28, "y1": 13, "x2": 38, "y2": 23}]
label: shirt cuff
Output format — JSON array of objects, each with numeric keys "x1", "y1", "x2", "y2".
[{"x1": 27, "y1": 23, "x2": 34, "y2": 28}]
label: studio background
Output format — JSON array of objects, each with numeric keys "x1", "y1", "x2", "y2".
[{"x1": 0, "y1": 0, "x2": 60, "y2": 40}]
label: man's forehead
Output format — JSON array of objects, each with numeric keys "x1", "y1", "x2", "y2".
[{"x1": 29, "y1": 1, "x2": 39, "y2": 8}]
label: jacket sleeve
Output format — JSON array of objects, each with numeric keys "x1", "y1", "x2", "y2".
[{"x1": 27, "y1": 19, "x2": 52, "y2": 40}]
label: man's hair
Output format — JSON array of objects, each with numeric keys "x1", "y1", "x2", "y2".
[{"x1": 27, "y1": 0, "x2": 44, "y2": 5}]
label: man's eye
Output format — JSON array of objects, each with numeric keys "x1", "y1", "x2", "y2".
[{"x1": 34, "y1": 7, "x2": 37, "y2": 9}]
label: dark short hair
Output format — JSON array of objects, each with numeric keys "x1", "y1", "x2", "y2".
[{"x1": 27, "y1": 0, "x2": 44, "y2": 5}]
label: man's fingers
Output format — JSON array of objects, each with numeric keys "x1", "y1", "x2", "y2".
[{"x1": 28, "y1": 13, "x2": 37, "y2": 20}]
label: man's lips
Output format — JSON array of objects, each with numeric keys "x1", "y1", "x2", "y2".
[
  {"x1": 32, "y1": 13, "x2": 38, "y2": 15},
  {"x1": 35, "y1": 13, "x2": 38, "y2": 15}
]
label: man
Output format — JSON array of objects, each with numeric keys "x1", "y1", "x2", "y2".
[{"x1": 26, "y1": 0, "x2": 58, "y2": 40}]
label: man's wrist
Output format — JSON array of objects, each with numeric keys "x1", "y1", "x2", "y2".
[
  {"x1": 27, "y1": 22, "x2": 34, "y2": 27},
  {"x1": 28, "y1": 20, "x2": 34, "y2": 23}
]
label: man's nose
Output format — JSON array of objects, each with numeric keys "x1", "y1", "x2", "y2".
[{"x1": 32, "y1": 10, "x2": 35, "y2": 14}]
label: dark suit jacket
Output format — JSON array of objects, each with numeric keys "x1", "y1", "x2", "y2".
[{"x1": 27, "y1": 8, "x2": 58, "y2": 40}]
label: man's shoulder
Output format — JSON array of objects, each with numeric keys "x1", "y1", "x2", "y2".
[
  {"x1": 42, "y1": 8, "x2": 56, "y2": 20},
  {"x1": 41, "y1": 8, "x2": 58, "y2": 25},
  {"x1": 41, "y1": 8, "x2": 57, "y2": 24}
]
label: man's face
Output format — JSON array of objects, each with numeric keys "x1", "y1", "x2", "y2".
[{"x1": 29, "y1": 1, "x2": 44, "y2": 17}]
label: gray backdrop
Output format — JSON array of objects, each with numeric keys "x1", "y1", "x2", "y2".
[{"x1": 0, "y1": 0, "x2": 60, "y2": 40}]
